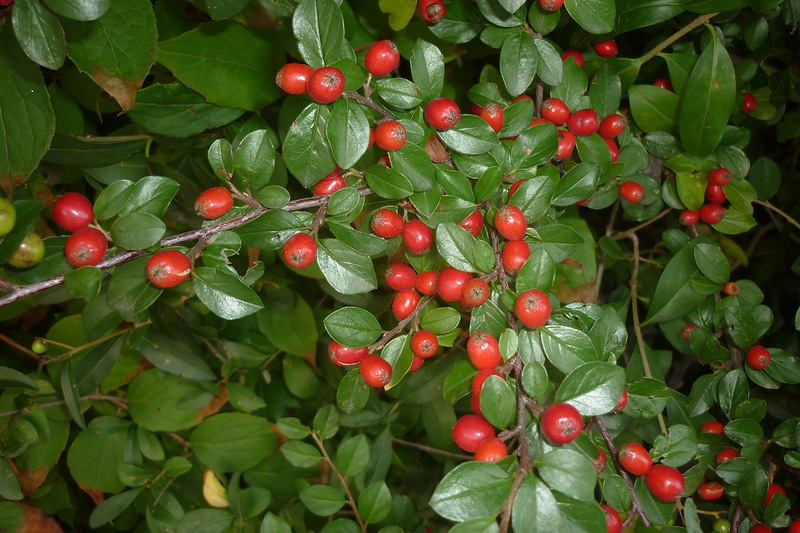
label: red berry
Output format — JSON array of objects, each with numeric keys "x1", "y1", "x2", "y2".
[
  {"x1": 494, "y1": 205, "x2": 527, "y2": 241},
  {"x1": 328, "y1": 341, "x2": 367, "y2": 366},
  {"x1": 613, "y1": 389, "x2": 628, "y2": 413},
  {"x1": 360, "y1": 354, "x2": 392, "y2": 387},
  {"x1": 681, "y1": 324, "x2": 697, "y2": 340},
  {"x1": 708, "y1": 167, "x2": 732, "y2": 186},
  {"x1": 452, "y1": 415, "x2": 495, "y2": 452},
  {"x1": 598, "y1": 114, "x2": 627, "y2": 138},
  {"x1": 601, "y1": 505, "x2": 622, "y2": 533},
  {"x1": 437, "y1": 267, "x2": 472, "y2": 301},
  {"x1": 459, "y1": 209, "x2": 484, "y2": 237},
  {"x1": 701, "y1": 421, "x2": 725, "y2": 435},
  {"x1": 515, "y1": 289, "x2": 551, "y2": 329},
  {"x1": 679, "y1": 210, "x2": 700, "y2": 226},
  {"x1": 313, "y1": 171, "x2": 346, "y2": 196},
  {"x1": 646, "y1": 464, "x2": 685, "y2": 502},
  {"x1": 419, "y1": 0, "x2": 446, "y2": 23},
  {"x1": 146, "y1": 250, "x2": 192, "y2": 288},
  {"x1": 530, "y1": 118, "x2": 548, "y2": 127},
  {"x1": 195, "y1": 187, "x2": 233, "y2": 219},
  {"x1": 378, "y1": 154, "x2": 391, "y2": 167},
  {"x1": 514, "y1": 95, "x2": 533, "y2": 105},
  {"x1": 306, "y1": 66, "x2": 345, "y2": 104},
  {"x1": 470, "y1": 103, "x2": 482, "y2": 115},
  {"x1": 424, "y1": 98, "x2": 461, "y2": 130},
  {"x1": 540, "y1": 402, "x2": 583, "y2": 445},
  {"x1": 411, "y1": 330, "x2": 439, "y2": 358},
  {"x1": 594, "y1": 448, "x2": 607, "y2": 474},
  {"x1": 789, "y1": 519, "x2": 800, "y2": 533},
  {"x1": 605, "y1": 138, "x2": 619, "y2": 162},
  {"x1": 416, "y1": 270, "x2": 438, "y2": 296},
  {"x1": 53, "y1": 192, "x2": 94, "y2": 232},
  {"x1": 561, "y1": 49, "x2": 585, "y2": 68},
  {"x1": 385, "y1": 263, "x2": 417, "y2": 291},
  {"x1": 509, "y1": 179, "x2": 526, "y2": 197},
  {"x1": 619, "y1": 181, "x2": 645, "y2": 204},
  {"x1": 538, "y1": 0, "x2": 564, "y2": 11},
  {"x1": 392, "y1": 290, "x2": 420, "y2": 320},
  {"x1": 741, "y1": 92, "x2": 757, "y2": 113},
  {"x1": 751, "y1": 526, "x2": 773, "y2": 533},
  {"x1": 594, "y1": 40, "x2": 618, "y2": 58},
  {"x1": 699, "y1": 203, "x2": 725, "y2": 224},
  {"x1": 64, "y1": 227, "x2": 107, "y2": 267},
  {"x1": 467, "y1": 332, "x2": 502, "y2": 369},
  {"x1": 716, "y1": 448, "x2": 739, "y2": 464},
  {"x1": 747, "y1": 345, "x2": 772, "y2": 370},
  {"x1": 479, "y1": 102, "x2": 505, "y2": 133},
  {"x1": 474, "y1": 437, "x2": 508, "y2": 462},
  {"x1": 706, "y1": 183, "x2": 726, "y2": 204},
  {"x1": 276, "y1": 63, "x2": 313, "y2": 94},
  {"x1": 502, "y1": 239, "x2": 530, "y2": 275},
  {"x1": 698, "y1": 481, "x2": 725, "y2": 501},
  {"x1": 540, "y1": 98, "x2": 570, "y2": 126},
  {"x1": 618, "y1": 442, "x2": 653, "y2": 476},
  {"x1": 402, "y1": 219, "x2": 434, "y2": 254},
  {"x1": 409, "y1": 355, "x2": 424, "y2": 372},
  {"x1": 364, "y1": 40, "x2": 400, "y2": 77},
  {"x1": 472, "y1": 368, "x2": 503, "y2": 397},
  {"x1": 371, "y1": 209, "x2": 404, "y2": 239},
  {"x1": 282, "y1": 233, "x2": 317, "y2": 268},
  {"x1": 462, "y1": 278, "x2": 490, "y2": 307},
  {"x1": 567, "y1": 109, "x2": 599, "y2": 136},
  {"x1": 723, "y1": 281, "x2": 740, "y2": 296},
  {"x1": 374, "y1": 120, "x2": 407, "y2": 151},
  {"x1": 654, "y1": 78, "x2": 673, "y2": 91},
  {"x1": 555, "y1": 131, "x2": 576, "y2": 161}
]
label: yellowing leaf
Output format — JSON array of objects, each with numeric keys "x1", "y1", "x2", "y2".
[{"x1": 379, "y1": 0, "x2": 416, "y2": 31}]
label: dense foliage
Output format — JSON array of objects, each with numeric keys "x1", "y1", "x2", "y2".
[{"x1": 1, "y1": 0, "x2": 800, "y2": 532}]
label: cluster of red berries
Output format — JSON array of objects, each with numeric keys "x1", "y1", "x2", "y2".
[
  {"x1": 618, "y1": 441, "x2": 686, "y2": 502},
  {"x1": 559, "y1": 38, "x2": 618, "y2": 69},
  {"x1": 53, "y1": 192, "x2": 108, "y2": 268},
  {"x1": 679, "y1": 167, "x2": 730, "y2": 226},
  {"x1": 328, "y1": 340, "x2": 393, "y2": 388},
  {"x1": 276, "y1": 63, "x2": 346, "y2": 104}
]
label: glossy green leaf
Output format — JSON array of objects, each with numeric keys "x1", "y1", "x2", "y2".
[
  {"x1": 365, "y1": 165, "x2": 414, "y2": 199},
  {"x1": 500, "y1": 31, "x2": 537, "y2": 97},
  {"x1": 324, "y1": 306, "x2": 383, "y2": 348},
  {"x1": 552, "y1": 163, "x2": 600, "y2": 206},
  {"x1": 0, "y1": 367, "x2": 38, "y2": 390},
  {"x1": 693, "y1": 243, "x2": 729, "y2": 284},
  {"x1": 193, "y1": 266, "x2": 264, "y2": 320},
  {"x1": 374, "y1": 78, "x2": 424, "y2": 109},
  {"x1": 511, "y1": 124, "x2": 559, "y2": 169},
  {"x1": 436, "y1": 222, "x2": 478, "y2": 272},
  {"x1": 337, "y1": 368, "x2": 370, "y2": 413},
  {"x1": 67, "y1": 417, "x2": 129, "y2": 492},
  {"x1": 300, "y1": 484, "x2": 346, "y2": 516},
  {"x1": 539, "y1": 449, "x2": 597, "y2": 501},
  {"x1": 234, "y1": 130, "x2": 277, "y2": 192},
  {"x1": 281, "y1": 441, "x2": 322, "y2": 468},
  {"x1": 60, "y1": 361, "x2": 86, "y2": 429},
  {"x1": 390, "y1": 143, "x2": 436, "y2": 192},
  {"x1": 111, "y1": 212, "x2": 165, "y2": 250},
  {"x1": 317, "y1": 238, "x2": 378, "y2": 295},
  {"x1": 438, "y1": 115, "x2": 498, "y2": 155},
  {"x1": 42, "y1": 135, "x2": 145, "y2": 168},
  {"x1": 554, "y1": 362, "x2": 625, "y2": 416},
  {"x1": 327, "y1": 99, "x2": 370, "y2": 169},
  {"x1": 644, "y1": 244, "x2": 704, "y2": 324},
  {"x1": 513, "y1": 475, "x2": 560, "y2": 532},
  {"x1": 429, "y1": 462, "x2": 513, "y2": 522},
  {"x1": 158, "y1": 21, "x2": 282, "y2": 110},
  {"x1": 616, "y1": 0, "x2": 687, "y2": 33},
  {"x1": 480, "y1": 375, "x2": 516, "y2": 428},
  {"x1": 564, "y1": 0, "x2": 615, "y2": 34},
  {"x1": 358, "y1": 482, "x2": 392, "y2": 524},
  {"x1": 540, "y1": 325, "x2": 600, "y2": 374},
  {"x1": 89, "y1": 488, "x2": 143, "y2": 528},
  {"x1": 283, "y1": 103, "x2": 336, "y2": 187},
  {"x1": 292, "y1": 0, "x2": 349, "y2": 68},
  {"x1": 190, "y1": 413, "x2": 277, "y2": 472},
  {"x1": 428, "y1": 0, "x2": 483, "y2": 44},
  {"x1": 259, "y1": 291, "x2": 317, "y2": 358},
  {"x1": 628, "y1": 85, "x2": 680, "y2": 133},
  {"x1": 679, "y1": 26, "x2": 736, "y2": 156},
  {"x1": 46, "y1": 0, "x2": 110, "y2": 20},
  {"x1": 410, "y1": 39, "x2": 444, "y2": 101},
  {"x1": 139, "y1": 330, "x2": 215, "y2": 381},
  {"x1": 12, "y1": 0, "x2": 66, "y2": 70}
]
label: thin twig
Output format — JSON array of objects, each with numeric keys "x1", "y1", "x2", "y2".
[
  {"x1": 391, "y1": 437, "x2": 472, "y2": 460},
  {"x1": 595, "y1": 416, "x2": 652, "y2": 529},
  {"x1": 0, "y1": 394, "x2": 127, "y2": 418},
  {"x1": 754, "y1": 199, "x2": 800, "y2": 233},
  {"x1": 0, "y1": 187, "x2": 374, "y2": 309},
  {"x1": 311, "y1": 431, "x2": 367, "y2": 533},
  {"x1": 0, "y1": 332, "x2": 41, "y2": 362},
  {"x1": 636, "y1": 13, "x2": 721, "y2": 66},
  {"x1": 344, "y1": 92, "x2": 395, "y2": 121},
  {"x1": 43, "y1": 320, "x2": 151, "y2": 364},
  {"x1": 369, "y1": 297, "x2": 433, "y2": 352}
]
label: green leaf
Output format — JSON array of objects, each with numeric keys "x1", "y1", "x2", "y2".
[
  {"x1": 645, "y1": 244, "x2": 704, "y2": 324},
  {"x1": 62, "y1": 0, "x2": 158, "y2": 112},
  {"x1": 60, "y1": 360, "x2": 86, "y2": 429},
  {"x1": 539, "y1": 449, "x2": 597, "y2": 501},
  {"x1": 231, "y1": 130, "x2": 277, "y2": 193},
  {"x1": 652, "y1": 424, "x2": 698, "y2": 467},
  {"x1": 513, "y1": 475, "x2": 561, "y2": 532},
  {"x1": 127, "y1": 369, "x2": 210, "y2": 431},
  {"x1": 511, "y1": 124, "x2": 559, "y2": 169},
  {"x1": 678, "y1": 26, "x2": 736, "y2": 156},
  {"x1": 693, "y1": 243, "x2": 729, "y2": 284},
  {"x1": 628, "y1": 85, "x2": 680, "y2": 133},
  {"x1": 317, "y1": 238, "x2": 378, "y2": 295},
  {"x1": 327, "y1": 99, "x2": 370, "y2": 169},
  {"x1": 300, "y1": 484, "x2": 346, "y2": 516},
  {"x1": 438, "y1": 115, "x2": 498, "y2": 155},
  {"x1": 337, "y1": 368, "x2": 370, "y2": 414},
  {"x1": 111, "y1": 212, "x2": 165, "y2": 250},
  {"x1": 0, "y1": 459, "x2": 22, "y2": 501},
  {"x1": 554, "y1": 362, "x2": 625, "y2": 416},
  {"x1": 139, "y1": 330, "x2": 216, "y2": 381},
  {"x1": 358, "y1": 482, "x2": 392, "y2": 524},
  {"x1": 420, "y1": 306, "x2": 462, "y2": 334},
  {"x1": 12, "y1": 0, "x2": 66, "y2": 70},
  {"x1": 261, "y1": 512, "x2": 292, "y2": 533},
  {"x1": 292, "y1": 0, "x2": 348, "y2": 69},
  {"x1": 190, "y1": 413, "x2": 277, "y2": 472},
  {"x1": 510, "y1": 175, "x2": 556, "y2": 223},
  {"x1": 119, "y1": 175, "x2": 181, "y2": 218},
  {"x1": 67, "y1": 417, "x2": 129, "y2": 492},
  {"x1": 390, "y1": 143, "x2": 436, "y2": 192},
  {"x1": 158, "y1": 21, "x2": 283, "y2": 110},
  {"x1": 281, "y1": 441, "x2": 322, "y2": 468},
  {"x1": 553, "y1": 163, "x2": 600, "y2": 207},
  {"x1": 379, "y1": 0, "x2": 416, "y2": 30},
  {"x1": 193, "y1": 266, "x2": 264, "y2": 320},
  {"x1": 410, "y1": 39, "x2": 444, "y2": 101},
  {"x1": 283, "y1": 355, "x2": 319, "y2": 399},
  {"x1": 564, "y1": 0, "x2": 615, "y2": 33},
  {"x1": 42, "y1": 135, "x2": 145, "y2": 168},
  {"x1": 46, "y1": 0, "x2": 110, "y2": 20},
  {"x1": 89, "y1": 488, "x2": 143, "y2": 528},
  {"x1": 0, "y1": 367, "x2": 38, "y2": 390},
  {"x1": 428, "y1": 1, "x2": 483, "y2": 44},
  {"x1": 284, "y1": 104, "x2": 336, "y2": 188},
  {"x1": 128, "y1": 83, "x2": 244, "y2": 137},
  {"x1": 540, "y1": 325, "x2": 600, "y2": 374},
  {"x1": 480, "y1": 375, "x2": 516, "y2": 428},
  {"x1": 258, "y1": 292, "x2": 317, "y2": 358},
  {"x1": 327, "y1": 221, "x2": 387, "y2": 256},
  {"x1": 436, "y1": 222, "x2": 478, "y2": 272},
  {"x1": 365, "y1": 165, "x2": 414, "y2": 199},
  {"x1": 499, "y1": 31, "x2": 537, "y2": 97},
  {"x1": 374, "y1": 78, "x2": 424, "y2": 109},
  {"x1": 429, "y1": 462, "x2": 513, "y2": 522},
  {"x1": 336, "y1": 434, "x2": 370, "y2": 477},
  {"x1": 324, "y1": 307, "x2": 383, "y2": 348},
  {"x1": 616, "y1": 0, "x2": 687, "y2": 32},
  {"x1": 0, "y1": 30, "x2": 55, "y2": 187},
  {"x1": 107, "y1": 256, "x2": 162, "y2": 321}
]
